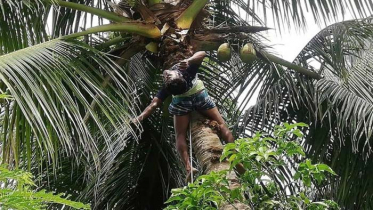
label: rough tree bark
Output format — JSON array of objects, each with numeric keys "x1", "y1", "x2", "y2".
[{"x1": 190, "y1": 112, "x2": 250, "y2": 210}]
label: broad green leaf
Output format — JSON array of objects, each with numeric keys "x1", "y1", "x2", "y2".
[{"x1": 317, "y1": 164, "x2": 337, "y2": 175}]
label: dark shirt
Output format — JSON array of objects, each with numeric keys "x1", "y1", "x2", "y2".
[{"x1": 156, "y1": 63, "x2": 200, "y2": 101}]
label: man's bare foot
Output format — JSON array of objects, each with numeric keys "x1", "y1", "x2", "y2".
[{"x1": 186, "y1": 167, "x2": 198, "y2": 183}]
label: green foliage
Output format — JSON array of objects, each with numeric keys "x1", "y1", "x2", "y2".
[
  {"x1": 2, "y1": 0, "x2": 373, "y2": 209},
  {"x1": 0, "y1": 94, "x2": 12, "y2": 99},
  {"x1": 294, "y1": 160, "x2": 337, "y2": 187},
  {"x1": 0, "y1": 165, "x2": 90, "y2": 210},
  {"x1": 165, "y1": 123, "x2": 339, "y2": 210},
  {"x1": 243, "y1": 17, "x2": 373, "y2": 208},
  {"x1": 165, "y1": 170, "x2": 239, "y2": 210}
]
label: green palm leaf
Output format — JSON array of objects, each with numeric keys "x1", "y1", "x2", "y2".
[
  {"x1": 2, "y1": 0, "x2": 373, "y2": 209},
  {"x1": 0, "y1": 0, "x2": 49, "y2": 53},
  {"x1": 0, "y1": 39, "x2": 139, "y2": 171},
  {"x1": 76, "y1": 54, "x2": 184, "y2": 209},
  {"x1": 48, "y1": 0, "x2": 115, "y2": 38},
  {"x1": 232, "y1": 0, "x2": 373, "y2": 30},
  {"x1": 238, "y1": 17, "x2": 373, "y2": 208},
  {"x1": 0, "y1": 0, "x2": 113, "y2": 52}
]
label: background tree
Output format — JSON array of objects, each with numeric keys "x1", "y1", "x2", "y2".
[
  {"x1": 0, "y1": 0, "x2": 373, "y2": 209},
  {"x1": 239, "y1": 17, "x2": 373, "y2": 209}
]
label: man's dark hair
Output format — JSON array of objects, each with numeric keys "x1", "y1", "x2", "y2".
[{"x1": 165, "y1": 77, "x2": 188, "y2": 95}]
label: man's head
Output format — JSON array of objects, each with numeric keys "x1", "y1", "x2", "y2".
[{"x1": 163, "y1": 69, "x2": 187, "y2": 95}]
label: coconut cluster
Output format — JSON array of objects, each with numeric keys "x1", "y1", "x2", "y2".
[
  {"x1": 217, "y1": 43, "x2": 257, "y2": 64},
  {"x1": 145, "y1": 41, "x2": 257, "y2": 64}
]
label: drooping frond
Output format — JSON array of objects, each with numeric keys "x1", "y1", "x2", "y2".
[
  {"x1": 0, "y1": 39, "x2": 139, "y2": 171},
  {"x1": 48, "y1": 0, "x2": 113, "y2": 38},
  {"x1": 229, "y1": 0, "x2": 373, "y2": 30},
  {"x1": 3, "y1": 0, "x2": 373, "y2": 209},
  {"x1": 0, "y1": 0, "x2": 49, "y2": 53},
  {"x1": 236, "y1": 17, "x2": 373, "y2": 208},
  {"x1": 240, "y1": 16, "x2": 373, "y2": 151},
  {"x1": 208, "y1": 0, "x2": 264, "y2": 27},
  {"x1": 0, "y1": 0, "x2": 116, "y2": 52},
  {"x1": 296, "y1": 18, "x2": 373, "y2": 152},
  {"x1": 76, "y1": 53, "x2": 184, "y2": 209}
]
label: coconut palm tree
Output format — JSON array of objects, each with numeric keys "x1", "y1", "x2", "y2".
[
  {"x1": 239, "y1": 17, "x2": 373, "y2": 209},
  {"x1": 1, "y1": 0, "x2": 373, "y2": 209}
]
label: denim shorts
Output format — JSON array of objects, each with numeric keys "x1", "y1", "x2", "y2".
[{"x1": 169, "y1": 89, "x2": 216, "y2": 116}]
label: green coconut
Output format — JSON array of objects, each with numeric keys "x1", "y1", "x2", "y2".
[
  {"x1": 145, "y1": 42, "x2": 158, "y2": 53},
  {"x1": 240, "y1": 43, "x2": 257, "y2": 63},
  {"x1": 217, "y1": 43, "x2": 231, "y2": 62}
]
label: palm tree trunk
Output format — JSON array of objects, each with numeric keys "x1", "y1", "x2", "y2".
[{"x1": 190, "y1": 112, "x2": 250, "y2": 209}]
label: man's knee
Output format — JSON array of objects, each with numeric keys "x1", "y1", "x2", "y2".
[{"x1": 218, "y1": 122, "x2": 228, "y2": 130}]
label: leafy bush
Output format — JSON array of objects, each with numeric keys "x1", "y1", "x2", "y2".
[
  {"x1": 165, "y1": 123, "x2": 339, "y2": 209},
  {"x1": 0, "y1": 165, "x2": 90, "y2": 210}
]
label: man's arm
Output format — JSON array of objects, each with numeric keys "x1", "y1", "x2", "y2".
[
  {"x1": 133, "y1": 97, "x2": 163, "y2": 122},
  {"x1": 179, "y1": 51, "x2": 206, "y2": 70},
  {"x1": 187, "y1": 51, "x2": 206, "y2": 65}
]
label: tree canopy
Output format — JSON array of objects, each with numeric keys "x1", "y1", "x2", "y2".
[{"x1": 1, "y1": 0, "x2": 373, "y2": 209}]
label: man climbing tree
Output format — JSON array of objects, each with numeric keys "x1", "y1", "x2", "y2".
[{"x1": 133, "y1": 51, "x2": 234, "y2": 181}]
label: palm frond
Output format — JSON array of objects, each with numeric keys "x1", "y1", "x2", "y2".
[
  {"x1": 3, "y1": 1, "x2": 373, "y2": 209},
  {"x1": 209, "y1": 0, "x2": 264, "y2": 27},
  {"x1": 48, "y1": 0, "x2": 112, "y2": 38},
  {"x1": 0, "y1": 39, "x2": 139, "y2": 171},
  {"x1": 76, "y1": 53, "x2": 184, "y2": 209},
  {"x1": 239, "y1": 17, "x2": 373, "y2": 150},
  {"x1": 0, "y1": 0, "x2": 49, "y2": 54},
  {"x1": 228, "y1": 0, "x2": 373, "y2": 30},
  {"x1": 236, "y1": 17, "x2": 373, "y2": 208},
  {"x1": 0, "y1": 0, "x2": 114, "y2": 50}
]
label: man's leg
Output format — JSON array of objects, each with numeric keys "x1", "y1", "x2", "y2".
[
  {"x1": 174, "y1": 114, "x2": 192, "y2": 172},
  {"x1": 198, "y1": 107, "x2": 246, "y2": 174},
  {"x1": 198, "y1": 107, "x2": 234, "y2": 143}
]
